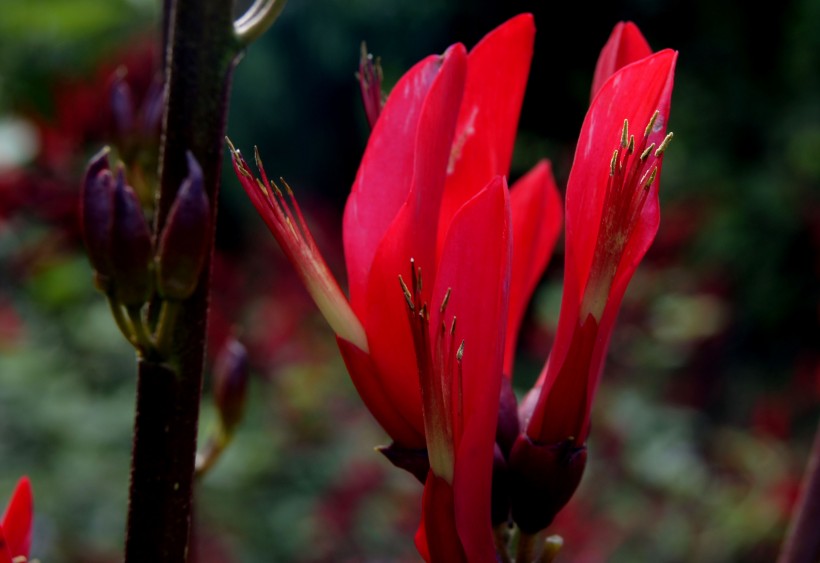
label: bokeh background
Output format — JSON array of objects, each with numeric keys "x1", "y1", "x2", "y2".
[{"x1": 1, "y1": 0, "x2": 819, "y2": 561}]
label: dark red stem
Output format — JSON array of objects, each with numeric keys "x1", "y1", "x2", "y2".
[{"x1": 124, "y1": 0, "x2": 240, "y2": 560}]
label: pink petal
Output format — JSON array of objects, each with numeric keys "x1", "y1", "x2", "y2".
[
  {"x1": 431, "y1": 176, "x2": 510, "y2": 563},
  {"x1": 416, "y1": 472, "x2": 467, "y2": 562},
  {"x1": 590, "y1": 21, "x2": 653, "y2": 100},
  {"x1": 504, "y1": 160, "x2": 562, "y2": 377},
  {"x1": 437, "y1": 14, "x2": 535, "y2": 248},
  {"x1": 344, "y1": 45, "x2": 467, "y2": 311}
]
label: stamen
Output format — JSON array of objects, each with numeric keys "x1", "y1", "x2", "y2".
[
  {"x1": 640, "y1": 143, "x2": 655, "y2": 161},
  {"x1": 610, "y1": 150, "x2": 619, "y2": 176},
  {"x1": 398, "y1": 275, "x2": 414, "y2": 311},
  {"x1": 456, "y1": 340, "x2": 465, "y2": 361},
  {"x1": 655, "y1": 132, "x2": 674, "y2": 157},
  {"x1": 621, "y1": 119, "x2": 629, "y2": 149},
  {"x1": 639, "y1": 166, "x2": 658, "y2": 188},
  {"x1": 628, "y1": 135, "x2": 635, "y2": 154},
  {"x1": 450, "y1": 316, "x2": 457, "y2": 336},
  {"x1": 440, "y1": 287, "x2": 452, "y2": 314},
  {"x1": 644, "y1": 110, "x2": 660, "y2": 137}
]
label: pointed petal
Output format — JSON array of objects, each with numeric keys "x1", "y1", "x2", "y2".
[
  {"x1": 438, "y1": 14, "x2": 535, "y2": 246},
  {"x1": 344, "y1": 45, "x2": 468, "y2": 311},
  {"x1": 356, "y1": 45, "x2": 468, "y2": 442},
  {"x1": 528, "y1": 50, "x2": 677, "y2": 442},
  {"x1": 504, "y1": 160, "x2": 562, "y2": 377},
  {"x1": 430, "y1": 176, "x2": 510, "y2": 563},
  {"x1": 1, "y1": 477, "x2": 32, "y2": 558},
  {"x1": 590, "y1": 21, "x2": 653, "y2": 100},
  {"x1": 336, "y1": 336, "x2": 426, "y2": 449},
  {"x1": 417, "y1": 472, "x2": 467, "y2": 563}
]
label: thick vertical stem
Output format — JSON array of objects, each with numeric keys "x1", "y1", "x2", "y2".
[
  {"x1": 778, "y1": 419, "x2": 820, "y2": 563},
  {"x1": 124, "y1": 0, "x2": 240, "y2": 560}
]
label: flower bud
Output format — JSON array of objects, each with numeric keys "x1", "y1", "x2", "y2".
[
  {"x1": 507, "y1": 434, "x2": 587, "y2": 534},
  {"x1": 156, "y1": 152, "x2": 211, "y2": 300},
  {"x1": 80, "y1": 148, "x2": 115, "y2": 283},
  {"x1": 110, "y1": 165, "x2": 154, "y2": 305},
  {"x1": 138, "y1": 74, "x2": 165, "y2": 139},
  {"x1": 496, "y1": 377, "x2": 520, "y2": 458},
  {"x1": 213, "y1": 338, "x2": 249, "y2": 433},
  {"x1": 376, "y1": 442, "x2": 429, "y2": 483},
  {"x1": 110, "y1": 70, "x2": 135, "y2": 138}
]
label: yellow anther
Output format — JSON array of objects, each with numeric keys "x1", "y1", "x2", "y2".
[
  {"x1": 456, "y1": 340, "x2": 465, "y2": 362},
  {"x1": 654, "y1": 132, "x2": 674, "y2": 157},
  {"x1": 628, "y1": 135, "x2": 635, "y2": 154},
  {"x1": 621, "y1": 119, "x2": 629, "y2": 148},
  {"x1": 644, "y1": 110, "x2": 660, "y2": 137},
  {"x1": 610, "y1": 149, "x2": 619, "y2": 176},
  {"x1": 440, "y1": 287, "x2": 452, "y2": 314},
  {"x1": 399, "y1": 275, "x2": 414, "y2": 311},
  {"x1": 640, "y1": 166, "x2": 658, "y2": 188}
]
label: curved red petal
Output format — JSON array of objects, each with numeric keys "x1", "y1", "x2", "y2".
[
  {"x1": 438, "y1": 14, "x2": 535, "y2": 248},
  {"x1": 590, "y1": 21, "x2": 653, "y2": 100},
  {"x1": 504, "y1": 160, "x2": 562, "y2": 378},
  {"x1": 358, "y1": 44, "x2": 468, "y2": 442},
  {"x1": 417, "y1": 472, "x2": 467, "y2": 563},
  {"x1": 344, "y1": 45, "x2": 467, "y2": 311},
  {"x1": 336, "y1": 337, "x2": 426, "y2": 449},
  {"x1": 528, "y1": 50, "x2": 677, "y2": 442},
  {"x1": 1, "y1": 477, "x2": 32, "y2": 558},
  {"x1": 431, "y1": 176, "x2": 510, "y2": 563}
]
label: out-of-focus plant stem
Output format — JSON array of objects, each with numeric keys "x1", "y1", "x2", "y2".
[
  {"x1": 778, "y1": 419, "x2": 820, "y2": 563},
  {"x1": 124, "y1": 0, "x2": 241, "y2": 560}
]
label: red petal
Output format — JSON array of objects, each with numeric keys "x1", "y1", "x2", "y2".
[
  {"x1": 528, "y1": 50, "x2": 677, "y2": 441},
  {"x1": 437, "y1": 14, "x2": 535, "y2": 248},
  {"x1": 590, "y1": 21, "x2": 653, "y2": 100},
  {"x1": 504, "y1": 160, "x2": 562, "y2": 377},
  {"x1": 336, "y1": 336, "x2": 426, "y2": 449},
  {"x1": 431, "y1": 176, "x2": 510, "y2": 563},
  {"x1": 416, "y1": 472, "x2": 467, "y2": 563},
  {"x1": 1, "y1": 477, "x2": 32, "y2": 558},
  {"x1": 344, "y1": 45, "x2": 467, "y2": 311},
  {"x1": 357, "y1": 44, "x2": 468, "y2": 442}
]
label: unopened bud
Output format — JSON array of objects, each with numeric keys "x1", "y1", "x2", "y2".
[
  {"x1": 491, "y1": 443, "x2": 510, "y2": 527},
  {"x1": 80, "y1": 148, "x2": 115, "y2": 284},
  {"x1": 156, "y1": 152, "x2": 211, "y2": 300},
  {"x1": 376, "y1": 442, "x2": 429, "y2": 483},
  {"x1": 213, "y1": 339, "x2": 249, "y2": 433},
  {"x1": 110, "y1": 165, "x2": 153, "y2": 305},
  {"x1": 507, "y1": 434, "x2": 587, "y2": 534},
  {"x1": 357, "y1": 42, "x2": 383, "y2": 129},
  {"x1": 138, "y1": 74, "x2": 165, "y2": 138},
  {"x1": 111, "y1": 70, "x2": 135, "y2": 138},
  {"x1": 496, "y1": 377, "x2": 520, "y2": 458}
]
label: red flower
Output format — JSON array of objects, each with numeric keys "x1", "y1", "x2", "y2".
[
  {"x1": 510, "y1": 23, "x2": 677, "y2": 532},
  {"x1": 0, "y1": 477, "x2": 33, "y2": 563},
  {"x1": 231, "y1": 14, "x2": 561, "y2": 560}
]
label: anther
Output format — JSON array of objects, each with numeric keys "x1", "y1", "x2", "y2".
[
  {"x1": 621, "y1": 119, "x2": 629, "y2": 149},
  {"x1": 640, "y1": 166, "x2": 658, "y2": 188},
  {"x1": 399, "y1": 275, "x2": 414, "y2": 311},
  {"x1": 654, "y1": 132, "x2": 674, "y2": 157},
  {"x1": 440, "y1": 287, "x2": 452, "y2": 314},
  {"x1": 644, "y1": 110, "x2": 660, "y2": 137},
  {"x1": 450, "y1": 316, "x2": 457, "y2": 336},
  {"x1": 628, "y1": 135, "x2": 635, "y2": 154},
  {"x1": 456, "y1": 340, "x2": 465, "y2": 362},
  {"x1": 640, "y1": 143, "x2": 655, "y2": 161},
  {"x1": 610, "y1": 150, "x2": 619, "y2": 176}
]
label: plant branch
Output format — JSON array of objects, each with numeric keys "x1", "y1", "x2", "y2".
[{"x1": 124, "y1": 0, "x2": 241, "y2": 560}]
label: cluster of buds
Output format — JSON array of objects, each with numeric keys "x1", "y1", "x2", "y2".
[{"x1": 80, "y1": 148, "x2": 212, "y2": 357}]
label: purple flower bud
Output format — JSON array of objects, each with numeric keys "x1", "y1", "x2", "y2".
[
  {"x1": 110, "y1": 165, "x2": 154, "y2": 306},
  {"x1": 507, "y1": 434, "x2": 587, "y2": 534},
  {"x1": 138, "y1": 74, "x2": 165, "y2": 139},
  {"x1": 496, "y1": 377, "x2": 520, "y2": 458},
  {"x1": 80, "y1": 148, "x2": 115, "y2": 281},
  {"x1": 156, "y1": 152, "x2": 211, "y2": 300},
  {"x1": 111, "y1": 71, "x2": 135, "y2": 138},
  {"x1": 376, "y1": 442, "x2": 429, "y2": 483},
  {"x1": 213, "y1": 339, "x2": 249, "y2": 432}
]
